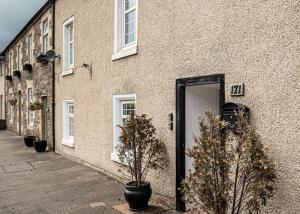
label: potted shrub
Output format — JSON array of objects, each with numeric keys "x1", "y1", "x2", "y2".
[
  {"x1": 8, "y1": 98, "x2": 17, "y2": 106},
  {"x1": 117, "y1": 114, "x2": 168, "y2": 211},
  {"x1": 33, "y1": 136, "x2": 47, "y2": 152},
  {"x1": 13, "y1": 70, "x2": 21, "y2": 78},
  {"x1": 5, "y1": 75, "x2": 12, "y2": 81},
  {"x1": 23, "y1": 63, "x2": 33, "y2": 72},
  {"x1": 181, "y1": 112, "x2": 276, "y2": 214},
  {"x1": 29, "y1": 101, "x2": 43, "y2": 111},
  {"x1": 36, "y1": 53, "x2": 48, "y2": 65},
  {"x1": 24, "y1": 135, "x2": 36, "y2": 147}
]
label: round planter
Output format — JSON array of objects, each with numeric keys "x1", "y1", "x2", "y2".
[
  {"x1": 124, "y1": 181, "x2": 152, "y2": 211},
  {"x1": 24, "y1": 136, "x2": 35, "y2": 147},
  {"x1": 34, "y1": 140, "x2": 47, "y2": 152}
]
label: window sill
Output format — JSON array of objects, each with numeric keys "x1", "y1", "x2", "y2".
[
  {"x1": 111, "y1": 151, "x2": 129, "y2": 166},
  {"x1": 62, "y1": 68, "x2": 74, "y2": 77},
  {"x1": 62, "y1": 139, "x2": 75, "y2": 148},
  {"x1": 112, "y1": 45, "x2": 137, "y2": 61}
]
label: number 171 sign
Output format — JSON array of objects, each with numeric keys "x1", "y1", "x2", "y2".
[{"x1": 230, "y1": 83, "x2": 244, "y2": 96}]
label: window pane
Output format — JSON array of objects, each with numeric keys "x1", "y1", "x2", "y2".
[
  {"x1": 125, "y1": 0, "x2": 136, "y2": 11},
  {"x1": 70, "y1": 42, "x2": 73, "y2": 65},
  {"x1": 125, "y1": 10, "x2": 136, "y2": 44},
  {"x1": 69, "y1": 24, "x2": 73, "y2": 41},
  {"x1": 69, "y1": 117, "x2": 74, "y2": 137},
  {"x1": 68, "y1": 104, "x2": 74, "y2": 114}
]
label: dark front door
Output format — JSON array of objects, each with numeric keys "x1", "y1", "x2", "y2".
[
  {"x1": 18, "y1": 91, "x2": 22, "y2": 136},
  {"x1": 175, "y1": 74, "x2": 225, "y2": 211},
  {"x1": 41, "y1": 96, "x2": 48, "y2": 141}
]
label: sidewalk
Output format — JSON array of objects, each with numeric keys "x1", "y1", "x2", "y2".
[{"x1": 0, "y1": 131, "x2": 176, "y2": 214}]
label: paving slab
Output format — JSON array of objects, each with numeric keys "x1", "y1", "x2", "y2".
[{"x1": 2, "y1": 162, "x2": 34, "y2": 173}]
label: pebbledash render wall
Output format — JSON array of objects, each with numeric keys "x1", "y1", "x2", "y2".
[
  {"x1": 54, "y1": 0, "x2": 300, "y2": 213},
  {"x1": 3, "y1": 6, "x2": 53, "y2": 147}
]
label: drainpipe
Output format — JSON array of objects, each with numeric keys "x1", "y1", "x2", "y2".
[{"x1": 51, "y1": 0, "x2": 56, "y2": 152}]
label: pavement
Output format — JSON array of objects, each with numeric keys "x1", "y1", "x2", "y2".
[{"x1": 0, "y1": 130, "x2": 181, "y2": 214}]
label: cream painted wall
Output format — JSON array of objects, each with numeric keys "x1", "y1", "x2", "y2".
[{"x1": 54, "y1": 0, "x2": 300, "y2": 213}]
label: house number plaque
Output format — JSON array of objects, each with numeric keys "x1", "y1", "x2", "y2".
[{"x1": 230, "y1": 83, "x2": 244, "y2": 96}]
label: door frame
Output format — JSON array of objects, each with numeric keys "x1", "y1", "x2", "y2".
[
  {"x1": 175, "y1": 74, "x2": 225, "y2": 211},
  {"x1": 41, "y1": 96, "x2": 48, "y2": 141},
  {"x1": 18, "y1": 91, "x2": 22, "y2": 136}
]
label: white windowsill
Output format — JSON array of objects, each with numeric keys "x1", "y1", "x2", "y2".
[
  {"x1": 112, "y1": 44, "x2": 137, "y2": 61},
  {"x1": 62, "y1": 67, "x2": 74, "y2": 77},
  {"x1": 111, "y1": 151, "x2": 122, "y2": 163},
  {"x1": 62, "y1": 138, "x2": 75, "y2": 148}
]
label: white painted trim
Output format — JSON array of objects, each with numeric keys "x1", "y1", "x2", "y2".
[
  {"x1": 112, "y1": 44, "x2": 137, "y2": 61},
  {"x1": 61, "y1": 67, "x2": 74, "y2": 76},
  {"x1": 62, "y1": 16, "x2": 75, "y2": 72},
  {"x1": 112, "y1": 0, "x2": 138, "y2": 60},
  {"x1": 62, "y1": 100, "x2": 75, "y2": 148},
  {"x1": 62, "y1": 138, "x2": 75, "y2": 148},
  {"x1": 112, "y1": 93, "x2": 136, "y2": 162}
]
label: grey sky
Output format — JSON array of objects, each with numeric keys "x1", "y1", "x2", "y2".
[{"x1": 0, "y1": 0, "x2": 47, "y2": 51}]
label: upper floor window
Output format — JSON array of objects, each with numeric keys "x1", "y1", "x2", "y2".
[
  {"x1": 112, "y1": 0, "x2": 138, "y2": 60},
  {"x1": 28, "y1": 34, "x2": 33, "y2": 64},
  {"x1": 63, "y1": 17, "x2": 74, "y2": 75},
  {"x1": 42, "y1": 19, "x2": 48, "y2": 54},
  {"x1": 9, "y1": 52, "x2": 13, "y2": 75},
  {"x1": 17, "y1": 45, "x2": 22, "y2": 70}
]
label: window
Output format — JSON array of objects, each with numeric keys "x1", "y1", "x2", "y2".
[
  {"x1": 9, "y1": 93, "x2": 14, "y2": 123},
  {"x1": 63, "y1": 17, "x2": 74, "y2": 75},
  {"x1": 112, "y1": 0, "x2": 138, "y2": 60},
  {"x1": 10, "y1": 52, "x2": 13, "y2": 75},
  {"x1": 62, "y1": 100, "x2": 74, "y2": 147},
  {"x1": 0, "y1": 63, "x2": 3, "y2": 75},
  {"x1": 17, "y1": 45, "x2": 22, "y2": 70},
  {"x1": 42, "y1": 19, "x2": 48, "y2": 54},
  {"x1": 112, "y1": 93, "x2": 136, "y2": 162},
  {"x1": 28, "y1": 88, "x2": 34, "y2": 126},
  {"x1": 28, "y1": 34, "x2": 33, "y2": 64}
]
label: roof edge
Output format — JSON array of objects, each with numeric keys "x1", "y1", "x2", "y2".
[{"x1": 1, "y1": 0, "x2": 54, "y2": 55}]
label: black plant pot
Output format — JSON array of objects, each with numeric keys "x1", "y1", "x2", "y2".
[
  {"x1": 24, "y1": 136, "x2": 36, "y2": 147},
  {"x1": 34, "y1": 140, "x2": 47, "y2": 152},
  {"x1": 13, "y1": 70, "x2": 21, "y2": 78},
  {"x1": 23, "y1": 63, "x2": 33, "y2": 72},
  {"x1": 124, "y1": 181, "x2": 152, "y2": 211},
  {"x1": 5, "y1": 75, "x2": 12, "y2": 81}
]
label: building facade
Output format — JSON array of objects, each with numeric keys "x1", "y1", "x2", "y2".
[
  {"x1": 1, "y1": 2, "x2": 54, "y2": 148},
  {"x1": 0, "y1": 0, "x2": 299, "y2": 213},
  {"x1": 0, "y1": 61, "x2": 5, "y2": 128},
  {"x1": 54, "y1": 0, "x2": 300, "y2": 213}
]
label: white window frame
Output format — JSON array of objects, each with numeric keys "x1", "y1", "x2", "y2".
[
  {"x1": 62, "y1": 100, "x2": 74, "y2": 147},
  {"x1": 111, "y1": 93, "x2": 136, "y2": 162},
  {"x1": 28, "y1": 34, "x2": 34, "y2": 64},
  {"x1": 17, "y1": 45, "x2": 22, "y2": 70},
  {"x1": 28, "y1": 88, "x2": 34, "y2": 127},
  {"x1": 112, "y1": 0, "x2": 138, "y2": 61},
  {"x1": 9, "y1": 93, "x2": 14, "y2": 123},
  {"x1": 42, "y1": 19, "x2": 49, "y2": 54},
  {"x1": 62, "y1": 16, "x2": 75, "y2": 76},
  {"x1": 10, "y1": 52, "x2": 13, "y2": 75}
]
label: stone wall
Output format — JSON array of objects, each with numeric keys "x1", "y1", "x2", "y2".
[{"x1": 4, "y1": 7, "x2": 53, "y2": 148}]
